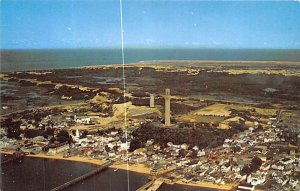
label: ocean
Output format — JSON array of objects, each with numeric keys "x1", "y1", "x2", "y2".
[
  {"x1": 1, "y1": 48, "x2": 300, "y2": 72},
  {"x1": 0, "y1": 156, "x2": 217, "y2": 191}
]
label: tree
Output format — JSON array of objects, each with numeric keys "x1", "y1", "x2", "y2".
[
  {"x1": 57, "y1": 136, "x2": 68, "y2": 143},
  {"x1": 24, "y1": 129, "x2": 43, "y2": 138},
  {"x1": 178, "y1": 149, "x2": 187, "y2": 158},
  {"x1": 49, "y1": 137, "x2": 56, "y2": 143},
  {"x1": 129, "y1": 139, "x2": 143, "y2": 152},
  {"x1": 7, "y1": 126, "x2": 21, "y2": 139},
  {"x1": 105, "y1": 145, "x2": 110, "y2": 152},
  {"x1": 251, "y1": 156, "x2": 262, "y2": 169},
  {"x1": 56, "y1": 129, "x2": 72, "y2": 144},
  {"x1": 241, "y1": 157, "x2": 262, "y2": 175},
  {"x1": 57, "y1": 129, "x2": 69, "y2": 138},
  {"x1": 232, "y1": 146, "x2": 242, "y2": 153},
  {"x1": 44, "y1": 128, "x2": 54, "y2": 137},
  {"x1": 190, "y1": 150, "x2": 198, "y2": 159},
  {"x1": 33, "y1": 116, "x2": 42, "y2": 126},
  {"x1": 4, "y1": 119, "x2": 21, "y2": 139},
  {"x1": 241, "y1": 165, "x2": 252, "y2": 175}
]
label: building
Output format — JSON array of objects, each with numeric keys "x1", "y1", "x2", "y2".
[
  {"x1": 165, "y1": 89, "x2": 171, "y2": 126},
  {"x1": 150, "y1": 94, "x2": 155, "y2": 108},
  {"x1": 247, "y1": 172, "x2": 266, "y2": 186},
  {"x1": 47, "y1": 143, "x2": 69, "y2": 155},
  {"x1": 76, "y1": 129, "x2": 80, "y2": 138}
]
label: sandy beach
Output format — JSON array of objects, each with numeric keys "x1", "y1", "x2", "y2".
[{"x1": 1, "y1": 151, "x2": 236, "y2": 190}]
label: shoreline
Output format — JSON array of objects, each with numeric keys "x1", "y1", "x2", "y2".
[
  {"x1": 79, "y1": 60, "x2": 300, "y2": 69},
  {"x1": 1, "y1": 59, "x2": 300, "y2": 73},
  {"x1": 1, "y1": 151, "x2": 235, "y2": 190}
]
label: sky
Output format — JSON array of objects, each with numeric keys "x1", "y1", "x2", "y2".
[{"x1": 1, "y1": 0, "x2": 300, "y2": 49}]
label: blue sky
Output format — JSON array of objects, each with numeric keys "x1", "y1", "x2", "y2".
[{"x1": 1, "y1": 0, "x2": 300, "y2": 49}]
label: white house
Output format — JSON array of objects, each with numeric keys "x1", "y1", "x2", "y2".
[
  {"x1": 47, "y1": 143, "x2": 69, "y2": 155},
  {"x1": 197, "y1": 149, "x2": 206, "y2": 157},
  {"x1": 247, "y1": 173, "x2": 266, "y2": 186}
]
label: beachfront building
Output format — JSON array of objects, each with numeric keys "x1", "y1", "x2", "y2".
[
  {"x1": 47, "y1": 143, "x2": 69, "y2": 155},
  {"x1": 237, "y1": 183, "x2": 255, "y2": 191}
]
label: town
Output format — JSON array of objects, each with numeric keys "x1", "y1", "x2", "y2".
[{"x1": 1, "y1": 85, "x2": 300, "y2": 191}]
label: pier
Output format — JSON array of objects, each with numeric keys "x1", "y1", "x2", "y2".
[
  {"x1": 49, "y1": 160, "x2": 112, "y2": 191},
  {"x1": 137, "y1": 165, "x2": 178, "y2": 191},
  {"x1": 136, "y1": 179, "x2": 164, "y2": 191},
  {"x1": 1, "y1": 151, "x2": 24, "y2": 165}
]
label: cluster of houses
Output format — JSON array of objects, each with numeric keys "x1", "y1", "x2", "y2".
[
  {"x1": 122, "y1": 121, "x2": 300, "y2": 190},
  {"x1": 1, "y1": 110, "x2": 300, "y2": 191}
]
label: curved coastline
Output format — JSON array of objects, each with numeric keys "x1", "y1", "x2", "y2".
[{"x1": 1, "y1": 151, "x2": 234, "y2": 190}]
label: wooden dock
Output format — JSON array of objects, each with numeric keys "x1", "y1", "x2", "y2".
[
  {"x1": 49, "y1": 160, "x2": 112, "y2": 191},
  {"x1": 136, "y1": 180, "x2": 155, "y2": 191},
  {"x1": 136, "y1": 179, "x2": 163, "y2": 191}
]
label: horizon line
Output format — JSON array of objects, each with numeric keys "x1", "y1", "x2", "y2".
[{"x1": 1, "y1": 46, "x2": 300, "y2": 51}]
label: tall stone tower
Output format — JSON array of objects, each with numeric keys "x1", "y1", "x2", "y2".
[
  {"x1": 150, "y1": 94, "x2": 155, "y2": 108},
  {"x1": 165, "y1": 89, "x2": 171, "y2": 126}
]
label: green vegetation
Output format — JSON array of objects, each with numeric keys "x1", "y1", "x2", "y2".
[{"x1": 129, "y1": 122, "x2": 241, "y2": 152}]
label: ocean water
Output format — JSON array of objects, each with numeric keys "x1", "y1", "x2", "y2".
[
  {"x1": 0, "y1": 156, "x2": 217, "y2": 191},
  {"x1": 1, "y1": 48, "x2": 300, "y2": 72}
]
